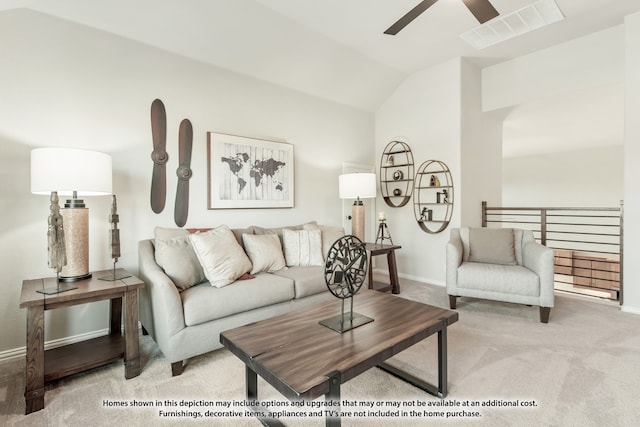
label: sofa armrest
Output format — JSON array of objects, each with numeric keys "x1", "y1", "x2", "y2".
[
  {"x1": 138, "y1": 240, "x2": 186, "y2": 346},
  {"x1": 446, "y1": 231, "x2": 463, "y2": 293},
  {"x1": 522, "y1": 241, "x2": 555, "y2": 307}
]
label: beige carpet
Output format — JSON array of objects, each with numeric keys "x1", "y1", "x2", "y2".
[{"x1": 2, "y1": 279, "x2": 639, "y2": 426}]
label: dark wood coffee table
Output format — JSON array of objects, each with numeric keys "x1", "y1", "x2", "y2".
[{"x1": 220, "y1": 290, "x2": 458, "y2": 426}]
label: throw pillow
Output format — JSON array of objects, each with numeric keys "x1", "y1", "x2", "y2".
[
  {"x1": 282, "y1": 229, "x2": 324, "y2": 267},
  {"x1": 468, "y1": 228, "x2": 517, "y2": 266},
  {"x1": 303, "y1": 223, "x2": 345, "y2": 260},
  {"x1": 242, "y1": 233, "x2": 287, "y2": 274},
  {"x1": 154, "y1": 235, "x2": 206, "y2": 291},
  {"x1": 188, "y1": 225, "x2": 253, "y2": 288}
]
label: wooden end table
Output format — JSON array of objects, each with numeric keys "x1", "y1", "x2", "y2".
[
  {"x1": 19, "y1": 268, "x2": 144, "y2": 414},
  {"x1": 365, "y1": 243, "x2": 402, "y2": 294}
]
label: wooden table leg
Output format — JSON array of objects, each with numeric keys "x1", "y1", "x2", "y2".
[
  {"x1": 367, "y1": 256, "x2": 374, "y2": 290},
  {"x1": 387, "y1": 250, "x2": 400, "y2": 294},
  {"x1": 25, "y1": 306, "x2": 45, "y2": 414},
  {"x1": 109, "y1": 297, "x2": 122, "y2": 335},
  {"x1": 123, "y1": 289, "x2": 141, "y2": 379}
]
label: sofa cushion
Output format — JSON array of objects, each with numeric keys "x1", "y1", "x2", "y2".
[
  {"x1": 282, "y1": 229, "x2": 323, "y2": 267},
  {"x1": 188, "y1": 225, "x2": 252, "y2": 288},
  {"x1": 271, "y1": 266, "x2": 327, "y2": 298},
  {"x1": 181, "y1": 273, "x2": 295, "y2": 326},
  {"x1": 242, "y1": 233, "x2": 286, "y2": 274},
  {"x1": 468, "y1": 228, "x2": 517, "y2": 266},
  {"x1": 154, "y1": 235, "x2": 205, "y2": 291},
  {"x1": 457, "y1": 262, "x2": 540, "y2": 297}
]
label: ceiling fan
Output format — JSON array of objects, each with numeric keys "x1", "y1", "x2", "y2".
[{"x1": 384, "y1": 0, "x2": 499, "y2": 35}]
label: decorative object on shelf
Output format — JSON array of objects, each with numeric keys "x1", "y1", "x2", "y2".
[
  {"x1": 413, "y1": 160, "x2": 454, "y2": 234},
  {"x1": 31, "y1": 148, "x2": 112, "y2": 282},
  {"x1": 375, "y1": 212, "x2": 393, "y2": 245},
  {"x1": 99, "y1": 195, "x2": 131, "y2": 281},
  {"x1": 208, "y1": 132, "x2": 294, "y2": 209},
  {"x1": 38, "y1": 192, "x2": 75, "y2": 294},
  {"x1": 380, "y1": 141, "x2": 414, "y2": 207},
  {"x1": 437, "y1": 189, "x2": 449, "y2": 204},
  {"x1": 174, "y1": 119, "x2": 193, "y2": 227},
  {"x1": 339, "y1": 172, "x2": 376, "y2": 242},
  {"x1": 320, "y1": 235, "x2": 372, "y2": 333},
  {"x1": 419, "y1": 207, "x2": 433, "y2": 222},
  {"x1": 150, "y1": 98, "x2": 168, "y2": 214}
]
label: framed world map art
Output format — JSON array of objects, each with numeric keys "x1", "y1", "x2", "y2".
[{"x1": 207, "y1": 132, "x2": 294, "y2": 209}]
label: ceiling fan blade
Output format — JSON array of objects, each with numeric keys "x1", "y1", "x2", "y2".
[
  {"x1": 384, "y1": 0, "x2": 438, "y2": 35},
  {"x1": 462, "y1": 0, "x2": 499, "y2": 24}
]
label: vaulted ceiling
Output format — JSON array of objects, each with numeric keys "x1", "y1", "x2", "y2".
[
  {"x1": 1, "y1": 1, "x2": 637, "y2": 157},
  {"x1": 4, "y1": 0, "x2": 639, "y2": 111}
]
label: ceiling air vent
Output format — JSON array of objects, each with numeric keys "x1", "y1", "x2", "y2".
[{"x1": 460, "y1": 0, "x2": 564, "y2": 50}]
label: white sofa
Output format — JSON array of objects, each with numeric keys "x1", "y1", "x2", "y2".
[
  {"x1": 138, "y1": 222, "x2": 342, "y2": 375},
  {"x1": 446, "y1": 227, "x2": 554, "y2": 323}
]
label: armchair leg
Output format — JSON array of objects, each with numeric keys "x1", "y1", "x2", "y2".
[
  {"x1": 448, "y1": 295, "x2": 457, "y2": 310},
  {"x1": 539, "y1": 307, "x2": 551, "y2": 323},
  {"x1": 171, "y1": 361, "x2": 185, "y2": 376}
]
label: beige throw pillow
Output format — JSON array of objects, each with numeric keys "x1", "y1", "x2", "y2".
[
  {"x1": 282, "y1": 229, "x2": 323, "y2": 267},
  {"x1": 154, "y1": 234, "x2": 205, "y2": 291},
  {"x1": 303, "y1": 223, "x2": 345, "y2": 260},
  {"x1": 242, "y1": 234, "x2": 286, "y2": 274},
  {"x1": 188, "y1": 225, "x2": 253, "y2": 288},
  {"x1": 468, "y1": 228, "x2": 517, "y2": 266}
]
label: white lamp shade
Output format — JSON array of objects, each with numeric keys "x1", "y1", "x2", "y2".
[
  {"x1": 31, "y1": 148, "x2": 112, "y2": 196},
  {"x1": 339, "y1": 173, "x2": 376, "y2": 199}
]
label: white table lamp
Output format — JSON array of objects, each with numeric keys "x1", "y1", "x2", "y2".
[
  {"x1": 31, "y1": 148, "x2": 112, "y2": 283},
  {"x1": 339, "y1": 173, "x2": 376, "y2": 242}
]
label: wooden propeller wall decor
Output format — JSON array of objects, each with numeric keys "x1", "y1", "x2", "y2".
[
  {"x1": 174, "y1": 119, "x2": 193, "y2": 227},
  {"x1": 384, "y1": 0, "x2": 499, "y2": 35},
  {"x1": 150, "y1": 98, "x2": 168, "y2": 213}
]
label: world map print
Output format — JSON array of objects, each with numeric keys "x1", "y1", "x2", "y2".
[{"x1": 219, "y1": 143, "x2": 289, "y2": 201}]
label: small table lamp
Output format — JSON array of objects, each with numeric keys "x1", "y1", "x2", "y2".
[
  {"x1": 339, "y1": 173, "x2": 376, "y2": 242},
  {"x1": 31, "y1": 148, "x2": 112, "y2": 283}
]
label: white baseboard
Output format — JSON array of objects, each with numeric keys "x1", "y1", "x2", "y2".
[
  {"x1": 372, "y1": 268, "x2": 445, "y2": 288},
  {"x1": 621, "y1": 305, "x2": 640, "y2": 315},
  {"x1": 0, "y1": 328, "x2": 110, "y2": 362}
]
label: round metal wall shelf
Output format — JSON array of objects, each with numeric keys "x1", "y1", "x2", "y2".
[
  {"x1": 379, "y1": 141, "x2": 414, "y2": 208},
  {"x1": 413, "y1": 160, "x2": 454, "y2": 234}
]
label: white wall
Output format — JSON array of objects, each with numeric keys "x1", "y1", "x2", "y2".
[
  {"x1": 375, "y1": 59, "x2": 462, "y2": 285},
  {"x1": 374, "y1": 58, "x2": 502, "y2": 285},
  {"x1": 484, "y1": 19, "x2": 638, "y2": 312},
  {"x1": 482, "y1": 25, "x2": 625, "y2": 112},
  {"x1": 503, "y1": 146, "x2": 624, "y2": 207},
  {"x1": 460, "y1": 60, "x2": 503, "y2": 226},
  {"x1": 623, "y1": 11, "x2": 640, "y2": 314},
  {"x1": 0, "y1": 10, "x2": 374, "y2": 355}
]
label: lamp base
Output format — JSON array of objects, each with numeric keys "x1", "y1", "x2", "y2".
[
  {"x1": 351, "y1": 202, "x2": 365, "y2": 242},
  {"x1": 59, "y1": 272, "x2": 92, "y2": 283}
]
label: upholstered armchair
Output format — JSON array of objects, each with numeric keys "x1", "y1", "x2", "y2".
[{"x1": 446, "y1": 227, "x2": 554, "y2": 323}]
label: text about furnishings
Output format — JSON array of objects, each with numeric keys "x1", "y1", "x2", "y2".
[{"x1": 102, "y1": 397, "x2": 539, "y2": 421}]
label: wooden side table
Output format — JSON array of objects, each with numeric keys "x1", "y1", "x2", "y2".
[
  {"x1": 365, "y1": 243, "x2": 402, "y2": 294},
  {"x1": 19, "y1": 268, "x2": 144, "y2": 414}
]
